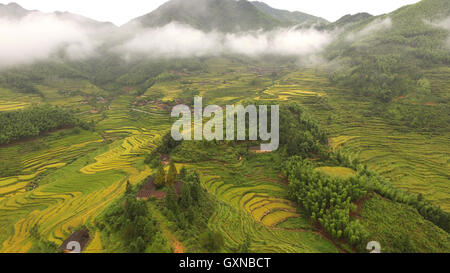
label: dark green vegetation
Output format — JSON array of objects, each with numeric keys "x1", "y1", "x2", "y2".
[
  {"x1": 0, "y1": 105, "x2": 92, "y2": 145},
  {"x1": 163, "y1": 169, "x2": 219, "y2": 252},
  {"x1": 328, "y1": 0, "x2": 450, "y2": 132},
  {"x1": 97, "y1": 182, "x2": 170, "y2": 253},
  {"x1": 284, "y1": 157, "x2": 450, "y2": 251},
  {"x1": 279, "y1": 103, "x2": 328, "y2": 158},
  {"x1": 284, "y1": 158, "x2": 369, "y2": 249}
]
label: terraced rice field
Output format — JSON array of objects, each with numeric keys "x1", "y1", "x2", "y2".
[
  {"x1": 0, "y1": 95, "x2": 171, "y2": 252},
  {"x1": 0, "y1": 100, "x2": 29, "y2": 111},
  {"x1": 182, "y1": 151, "x2": 339, "y2": 253},
  {"x1": 0, "y1": 63, "x2": 447, "y2": 252},
  {"x1": 263, "y1": 69, "x2": 450, "y2": 212}
]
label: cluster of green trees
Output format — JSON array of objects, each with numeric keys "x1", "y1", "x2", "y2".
[
  {"x1": 0, "y1": 105, "x2": 91, "y2": 145},
  {"x1": 279, "y1": 103, "x2": 329, "y2": 159},
  {"x1": 157, "y1": 132, "x2": 182, "y2": 154},
  {"x1": 163, "y1": 168, "x2": 220, "y2": 251},
  {"x1": 3, "y1": 76, "x2": 42, "y2": 96},
  {"x1": 328, "y1": 149, "x2": 449, "y2": 232},
  {"x1": 145, "y1": 132, "x2": 182, "y2": 166},
  {"x1": 154, "y1": 162, "x2": 178, "y2": 188},
  {"x1": 198, "y1": 229, "x2": 225, "y2": 252},
  {"x1": 283, "y1": 157, "x2": 369, "y2": 247},
  {"x1": 97, "y1": 182, "x2": 168, "y2": 253}
]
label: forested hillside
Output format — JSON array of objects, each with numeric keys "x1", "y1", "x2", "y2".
[
  {"x1": 327, "y1": 0, "x2": 450, "y2": 131},
  {"x1": 0, "y1": 106, "x2": 90, "y2": 145}
]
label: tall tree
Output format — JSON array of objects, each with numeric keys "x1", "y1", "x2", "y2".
[
  {"x1": 154, "y1": 165, "x2": 166, "y2": 189},
  {"x1": 166, "y1": 162, "x2": 178, "y2": 187}
]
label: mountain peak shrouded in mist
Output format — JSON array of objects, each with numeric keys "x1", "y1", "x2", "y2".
[
  {"x1": 0, "y1": 2, "x2": 116, "y2": 28},
  {"x1": 0, "y1": 0, "x2": 449, "y2": 68},
  {"x1": 0, "y1": 2, "x2": 31, "y2": 19},
  {"x1": 124, "y1": 0, "x2": 319, "y2": 32}
]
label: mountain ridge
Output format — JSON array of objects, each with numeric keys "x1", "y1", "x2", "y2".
[
  {"x1": 251, "y1": 1, "x2": 328, "y2": 26},
  {"x1": 0, "y1": 2, "x2": 116, "y2": 28},
  {"x1": 124, "y1": 0, "x2": 288, "y2": 32}
]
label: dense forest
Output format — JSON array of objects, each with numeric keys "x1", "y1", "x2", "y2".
[
  {"x1": 279, "y1": 103, "x2": 329, "y2": 158},
  {"x1": 283, "y1": 158, "x2": 369, "y2": 248},
  {"x1": 0, "y1": 105, "x2": 91, "y2": 145},
  {"x1": 97, "y1": 182, "x2": 169, "y2": 253}
]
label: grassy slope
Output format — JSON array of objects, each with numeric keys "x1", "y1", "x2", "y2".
[
  {"x1": 360, "y1": 194, "x2": 449, "y2": 253},
  {"x1": 273, "y1": 69, "x2": 450, "y2": 211}
]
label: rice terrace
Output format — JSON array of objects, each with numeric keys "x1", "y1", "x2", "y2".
[{"x1": 0, "y1": 0, "x2": 449, "y2": 256}]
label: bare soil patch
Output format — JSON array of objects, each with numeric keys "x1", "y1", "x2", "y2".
[
  {"x1": 59, "y1": 227, "x2": 90, "y2": 253},
  {"x1": 137, "y1": 177, "x2": 184, "y2": 200}
]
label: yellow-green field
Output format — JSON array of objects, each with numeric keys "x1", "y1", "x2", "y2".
[
  {"x1": 316, "y1": 167, "x2": 356, "y2": 179},
  {"x1": 0, "y1": 60, "x2": 448, "y2": 252}
]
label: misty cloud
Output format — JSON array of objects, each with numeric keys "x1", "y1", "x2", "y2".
[
  {"x1": 426, "y1": 17, "x2": 450, "y2": 48},
  {"x1": 426, "y1": 17, "x2": 450, "y2": 31},
  {"x1": 117, "y1": 23, "x2": 222, "y2": 58},
  {"x1": 346, "y1": 17, "x2": 392, "y2": 42},
  {"x1": 1, "y1": 17, "x2": 335, "y2": 67},
  {"x1": 116, "y1": 22, "x2": 334, "y2": 59},
  {"x1": 0, "y1": 12, "x2": 99, "y2": 67},
  {"x1": 225, "y1": 28, "x2": 333, "y2": 56}
]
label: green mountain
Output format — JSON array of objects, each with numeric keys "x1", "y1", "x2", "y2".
[
  {"x1": 327, "y1": 0, "x2": 450, "y2": 132},
  {"x1": 325, "y1": 12, "x2": 373, "y2": 30},
  {"x1": 251, "y1": 1, "x2": 328, "y2": 26},
  {"x1": 125, "y1": 0, "x2": 287, "y2": 32}
]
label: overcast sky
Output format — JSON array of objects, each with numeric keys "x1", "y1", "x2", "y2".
[{"x1": 1, "y1": 0, "x2": 421, "y2": 26}]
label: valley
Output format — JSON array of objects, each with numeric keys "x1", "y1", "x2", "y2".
[
  {"x1": 0, "y1": 0, "x2": 449, "y2": 253},
  {"x1": 0, "y1": 60, "x2": 448, "y2": 252}
]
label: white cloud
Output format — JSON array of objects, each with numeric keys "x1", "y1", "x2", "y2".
[
  {"x1": 346, "y1": 17, "x2": 392, "y2": 42},
  {"x1": 0, "y1": 12, "x2": 98, "y2": 67},
  {"x1": 117, "y1": 22, "x2": 334, "y2": 59},
  {"x1": 425, "y1": 17, "x2": 450, "y2": 48},
  {"x1": 0, "y1": 15, "x2": 335, "y2": 67},
  {"x1": 117, "y1": 23, "x2": 222, "y2": 58},
  {"x1": 430, "y1": 17, "x2": 450, "y2": 31}
]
